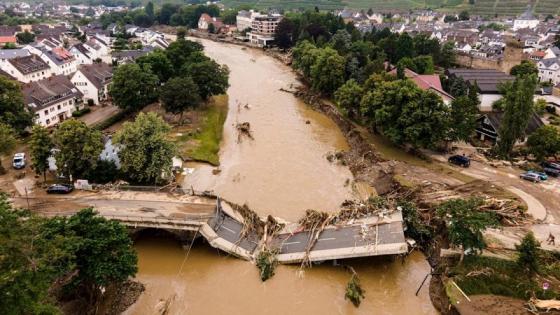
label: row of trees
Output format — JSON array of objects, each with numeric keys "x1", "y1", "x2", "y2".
[
  {"x1": 0, "y1": 196, "x2": 137, "y2": 314},
  {"x1": 28, "y1": 113, "x2": 176, "y2": 185},
  {"x1": 110, "y1": 35, "x2": 229, "y2": 119}
]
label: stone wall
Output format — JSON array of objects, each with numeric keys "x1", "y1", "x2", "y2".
[{"x1": 455, "y1": 45, "x2": 527, "y2": 73}]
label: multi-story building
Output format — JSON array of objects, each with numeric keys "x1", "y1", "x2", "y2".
[
  {"x1": 513, "y1": 5, "x2": 539, "y2": 31},
  {"x1": 0, "y1": 54, "x2": 52, "y2": 83},
  {"x1": 22, "y1": 75, "x2": 83, "y2": 127},
  {"x1": 27, "y1": 45, "x2": 77, "y2": 76},
  {"x1": 71, "y1": 63, "x2": 112, "y2": 105},
  {"x1": 538, "y1": 58, "x2": 560, "y2": 85},
  {"x1": 248, "y1": 14, "x2": 282, "y2": 47}
]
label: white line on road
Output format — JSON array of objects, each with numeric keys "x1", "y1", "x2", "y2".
[
  {"x1": 221, "y1": 226, "x2": 236, "y2": 234},
  {"x1": 282, "y1": 241, "x2": 301, "y2": 246},
  {"x1": 317, "y1": 237, "x2": 336, "y2": 241}
]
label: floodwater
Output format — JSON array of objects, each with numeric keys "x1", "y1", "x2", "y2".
[{"x1": 126, "y1": 38, "x2": 437, "y2": 315}]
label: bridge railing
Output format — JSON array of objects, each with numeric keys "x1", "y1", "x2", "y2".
[
  {"x1": 40, "y1": 211, "x2": 215, "y2": 224},
  {"x1": 89, "y1": 184, "x2": 216, "y2": 197}
]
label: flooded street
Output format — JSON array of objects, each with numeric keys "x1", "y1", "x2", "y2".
[{"x1": 126, "y1": 38, "x2": 437, "y2": 315}]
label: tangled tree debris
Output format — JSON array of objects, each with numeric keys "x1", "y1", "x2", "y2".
[
  {"x1": 236, "y1": 122, "x2": 254, "y2": 142},
  {"x1": 231, "y1": 203, "x2": 265, "y2": 239},
  {"x1": 256, "y1": 247, "x2": 279, "y2": 281},
  {"x1": 344, "y1": 268, "x2": 365, "y2": 307}
]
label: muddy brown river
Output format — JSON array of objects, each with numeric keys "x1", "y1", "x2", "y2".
[{"x1": 125, "y1": 38, "x2": 437, "y2": 315}]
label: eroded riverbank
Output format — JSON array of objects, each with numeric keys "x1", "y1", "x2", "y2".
[{"x1": 126, "y1": 38, "x2": 437, "y2": 314}]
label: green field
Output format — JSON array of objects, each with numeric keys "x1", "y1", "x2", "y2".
[{"x1": 222, "y1": 0, "x2": 559, "y2": 15}]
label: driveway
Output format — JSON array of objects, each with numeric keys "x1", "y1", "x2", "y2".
[{"x1": 78, "y1": 105, "x2": 120, "y2": 127}]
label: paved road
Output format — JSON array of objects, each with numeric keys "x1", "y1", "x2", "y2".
[
  {"x1": 208, "y1": 211, "x2": 260, "y2": 252},
  {"x1": 272, "y1": 221, "x2": 405, "y2": 254}
]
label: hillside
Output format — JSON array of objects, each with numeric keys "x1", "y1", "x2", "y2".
[
  {"x1": 471, "y1": 0, "x2": 560, "y2": 17},
  {"x1": 221, "y1": 0, "x2": 463, "y2": 11}
]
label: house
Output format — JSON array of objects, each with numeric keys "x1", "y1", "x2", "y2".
[
  {"x1": 22, "y1": 75, "x2": 83, "y2": 127},
  {"x1": 198, "y1": 13, "x2": 223, "y2": 32},
  {"x1": 476, "y1": 111, "x2": 543, "y2": 143},
  {"x1": 445, "y1": 68, "x2": 515, "y2": 111},
  {"x1": 27, "y1": 45, "x2": 77, "y2": 76},
  {"x1": 512, "y1": 5, "x2": 539, "y2": 31},
  {"x1": 389, "y1": 68, "x2": 454, "y2": 104},
  {"x1": 544, "y1": 47, "x2": 560, "y2": 59},
  {"x1": 111, "y1": 47, "x2": 154, "y2": 64},
  {"x1": 0, "y1": 36, "x2": 16, "y2": 46},
  {"x1": 71, "y1": 63, "x2": 112, "y2": 105},
  {"x1": 70, "y1": 43, "x2": 93, "y2": 65},
  {"x1": 236, "y1": 10, "x2": 254, "y2": 32},
  {"x1": 0, "y1": 54, "x2": 52, "y2": 83},
  {"x1": 538, "y1": 58, "x2": 560, "y2": 86},
  {"x1": 530, "y1": 50, "x2": 546, "y2": 61}
]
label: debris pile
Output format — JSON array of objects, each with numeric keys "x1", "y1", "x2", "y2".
[
  {"x1": 345, "y1": 272, "x2": 365, "y2": 307},
  {"x1": 231, "y1": 203, "x2": 264, "y2": 238},
  {"x1": 256, "y1": 248, "x2": 279, "y2": 281},
  {"x1": 236, "y1": 122, "x2": 254, "y2": 142}
]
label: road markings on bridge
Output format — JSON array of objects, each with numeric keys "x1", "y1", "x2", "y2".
[
  {"x1": 282, "y1": 241, "x2": 301, "y2": 246},
  {"x1": 221, "y1": 226, "x2": 236, "y2": 234},
  {"x1": 317, "y1": 237, "x2": 336, "y2": 241}
]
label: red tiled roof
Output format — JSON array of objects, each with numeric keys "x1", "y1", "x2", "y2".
[
  {"x1": 389, "y1": 68, "x2": 454, "y2": 102},
  {"x1": 0, "y1": 36, "x2": 16, "y2": 44}
]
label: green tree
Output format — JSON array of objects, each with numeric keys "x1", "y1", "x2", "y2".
[
  {"x1": 440, "y1": 41, "x2": 456, "y2": 68},
  {"x1": 310, "y1": 47, "x2": 346, "y2": 95},
  {"x1": 145, "y1": 1, "x2": 154, "y2": 19},
  {"x1": 136, "y1": 49, "x2": 173, "y2": 83},
  {"x1": 292, "y1": 40, "x2": 320, "y2": 78},
  {"x1": 113, "y1": 112, "x2": 176, "y2": 184},
  {"x1": 0, "y1": 76, "x2": 33, "y2": 133},
  {"x1": 334, "y1": 79, "x2": 363, "y2": 119},
  {"x1": 361, "y1": 80, "x2": 452, "y2": 149},
  {"x1": 330, "y1": 29, "x2": 352, "y2": 55},
  {"x1": 497, "y1": 75, "x2": 538, "y2": 157},
  {"x1": 0, "y1": 123, "x2": 16, "y2": 174},
  {"x1": 52, "y1": 119, "x2": 103, "y2": 180},
  {"x1": 458, "y1": 10, "x2": 470, "y2": 21},
  {"x1": 413, "y1": 55, "x2": 435, "y2": 74},
  {"x1": 184, "y1": 60, "x2": 229, "y2": 100},
  {"x1": 510, "y1": 60, "x2": 538, "y2": 77},
  {"x1": 0, "y1": 196, "x2": 75, "y2": 315},
  {"x1": 207, "y1": 23, "x2": 216, "y2": 34},
  {"x1": 515, "y1": 231, "x2": 540, "y2": 275},
  {"x1": 165, "y1": 38, "x2": 203, "y2": 71},
  {"x1": 275, "y1": 18, "x2": 295, "y2": 49},
  {"x1": 527, "y1": 125, "x2": 560, "y2": 161},
  {"x1": 437, "y1": 198, "x2": 498, "y2": 262},
  {"x1": 45, "y1": 208, "x2": 137, "y2": 303},
  {"x1": 29, "y1": 125, "x2": 53, "y2": 182},
  {"x1": 16, "y1": 30, "x2": 35, "y2": 44},
  {"x1": 450, "y1": 96, "x2": 478, "y2": 142},
  {"x1": 160, "y1": 76, "x2": 201, "y2": 123},
  {"x1": 110, "y1": 63, "x2": 159, "y2": 111}
]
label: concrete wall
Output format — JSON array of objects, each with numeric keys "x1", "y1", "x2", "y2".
[{"x1": 455, "y1": 45, "x2": 527, "y2": 74}]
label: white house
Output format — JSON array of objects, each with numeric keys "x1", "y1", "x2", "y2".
[
  {"x1": 544, "y1": 46, "x2": 560, "y2": 59},
  {"x1": 513, "y1": 5, "x2": 539, "y2": 31},
  {"x1": 0, "y1": 54, "x2": 52, "y2": 83},
  {"x1": 70, "y1": 43, "x2": 93, "y2": 65},
  {"x1": 22, "y1": 75, "x2": 83, "y2": 127},
  {"x1": 27, "y1": 45, "x2": 78, "y2": 76},
  {"x1": 538, "y1": 58, "x2": 560, "y2": 85},
  {"x1": 71, "y1": 63, "x2": 112, "y2": 105}
]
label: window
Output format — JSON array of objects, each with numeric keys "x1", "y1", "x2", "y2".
[
  {"x1": 46, "y1": 119, "x2": 50, "y2": 125},
  {"x1": 44, "y1": 110, "x2": 48, "y2": 115},
  {"x1": 50, "y1": 108, "x2": 54, "y2": 112}
]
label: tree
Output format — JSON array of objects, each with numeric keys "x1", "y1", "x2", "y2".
[
  {"x1": 145, "y1": 1, "x2": 155, "y2": 19},
  {"x1": 510, "y1": 60, "x2": 538, "y2": 77},
  {"x1": 136, "y1": 49, "x2": 173, "y2": 83},
  {"x1": 110, "y1": 63, "x2": 159, "y2": 111},
  {"x1": 165, "y1": 38, "x2": 203, "y2": 71},
  {"x1": 360, "y1": 80, "x2": 452, "y2": 149},
  {"x1": 437, "y1": 198, "x2": 498, "y2": 262},
  {"x1": 113, "y1": 112, "x2": 176, "y2": 184},
  {"x1": 160, "y1": 76, "x2": 201, "y2": 123},
  {"x1": 207, "y1": 23, "x2": 216, "y2": 34},
  {"x1": 45, "y1": 208, "x2": 137, "y2": 303},
  {"x1": 413, "y1": 55, "x2": 434, "y2": 74},
  {"x1": 334, "y1": 79, "x2": 364, "y2": 119},
  {"x1": 450, "y1": 96, "x2": 478, "y2": 142},
  {"x1": 310, "y1": 47, "x2": 346, "y2": 95},
  {"x1": 458, "y1": 10, "x2": 470, "y2": 21},
  {"x1": 184, "y1": 59, "x2": 229, "y2": 100},
  {"x1": 275, "y1": 18, "x2": 295, "y2": 50},
  {"x1": 292, "y1": 40, "x2": 320, "y2": 78},
  {"x1": 527, "y1": 125, "x2": 560, "y2": 161},
  {"x1": 29, "y1": 125, "x2": 53, "y2": 182},
  {"x1": 52, "y1": 119, "x2": 103, "y2": 180},
  {"x1": 439, "y1": 41, "x2": 456, "y2": 68},
  {"x1": 515, "y1": 231, "x2": 540, "y2": 275},
  {"x1": 330, "y1": 29, "x2": 352, "y2": 55},
  {"x1": 0, "y1": 76, "x2": 33, "y2": 133},
  {"x1": 0, "y1": 196, "x2": 75, "y2": 315},
  {"x1": 497, "y1": 75, "x2": 538, "y2": 157},
  {"x1": 0, "y1": 123, "x2": 16, "y2": 174},
  {"x1": 16, "y1": 30, "x2": 35, "y2": 44}
]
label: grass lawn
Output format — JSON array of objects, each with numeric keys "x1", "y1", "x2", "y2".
[{"x1": 170, "y1": 95, "x2": 228, "y2": 166}]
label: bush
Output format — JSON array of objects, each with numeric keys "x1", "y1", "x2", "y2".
[
  {"x1": 71, "y1": 107, "x2": 91, "y2": 118},
  {"x1": 516, "y1": 232, "x2": 540, "y2": 274},
  {"x1": 82, "y1": 159, "x2": 120, "y2": 183}
]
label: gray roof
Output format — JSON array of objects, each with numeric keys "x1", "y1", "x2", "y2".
[
  {"x1": 540, "y1": 58, "x2": 560, "y2": 68},
  {"x1": 22, "y1": 75, "x2": 82, "y2": 111},
  {"x1": 77, "y1": 63, "x2": 112, "y2": 89},
  {"x1": 8, "y1": 54, "x2": 50, "y2": 74},
  {"x1": 485, "y1": 111, "x2": 543, "y2": 136},
  {"x1": 71, "y1": 43, "x2": 90, "y2": 58},
  {"x1": 446, "y1": 68, "x2": 515, "y2": 93},
  {"x1": 36, "y1": 46, "x2": 75, "y2": 66},
  {"x1": 0, "y1": 48, "x2": 30, "y2": 60}
]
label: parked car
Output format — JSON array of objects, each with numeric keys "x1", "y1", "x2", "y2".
[
  {"x1": 46, "y1": 184, "x2": 74, "y2": 194},
  {"x1": 520, "y1": 172, "x2": 541, "y2": 182},
  {"x1": 448, "y1": 155, "x2": 470, "y2": 167},
  {"x1": 542, "y1": 161, "x2": 560, "y2": 171},
  {"x1": 12, "y1": 153, "x2": 26, "y2": 169},
  {"x1": 544, "y1": 167, "x2": 560, "y2": 177},
  {"x1": 527, "y1": 170, "x2": 548, "y2": 180}
]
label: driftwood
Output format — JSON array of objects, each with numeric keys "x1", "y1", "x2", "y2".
[{"x1": 236, "y1": 122, "x2": 254, "y2": 142}]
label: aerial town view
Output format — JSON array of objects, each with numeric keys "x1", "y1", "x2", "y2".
[{"x1": 1, "y1": 0, "x2": 560, "y2": 314}]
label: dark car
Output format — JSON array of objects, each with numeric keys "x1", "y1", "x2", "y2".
[
  {"x1": 543, "y1": 167, "x2": 560, "y2": 177},
  {"x1": 448, "y1": 155, "x2": 470, "y2": 167},
  {"x1": 46, "y1": 184, "x2": 74, "y2": 194},
  {"x1": 542, "y1": 161, "x2": 560, "y2": 171}
]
